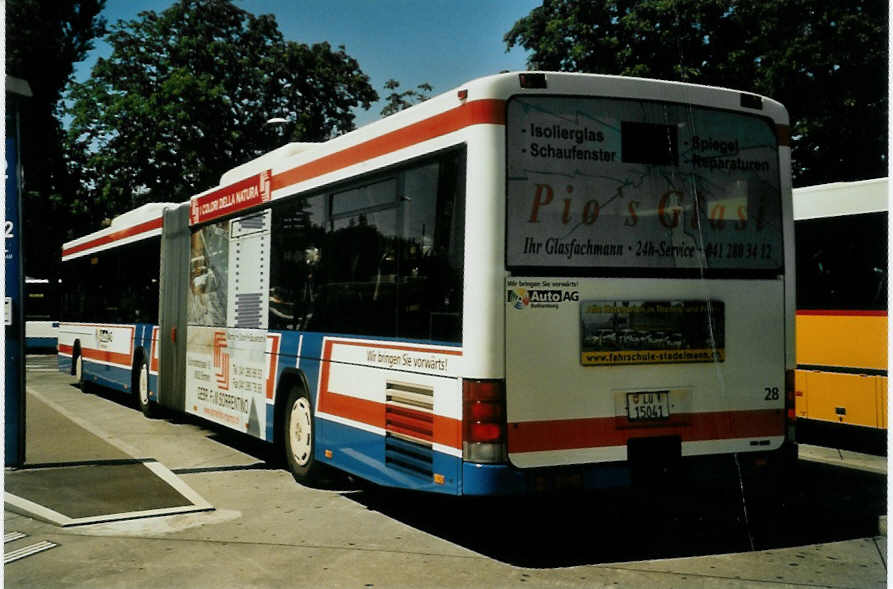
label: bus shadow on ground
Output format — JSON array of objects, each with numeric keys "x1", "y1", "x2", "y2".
[
  {"x1": 345, "y1": 460, "x2": 886, "y2": 568},
  {"x1": 797, "y1": 420, "x2": 887, "y2": 457},
  {"x1": 71, "y1": 382, "x2": 282, "y2": 469},
  {"x1": 71, "y1": 383, "x2": 886, "y2": 567}
]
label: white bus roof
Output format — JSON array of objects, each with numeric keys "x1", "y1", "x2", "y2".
[
  {"x1": 792, "y1": 177, "x2": 888, "y2": 220},
  {"x1": 218, "y1": 142, "x2": 321, "y2": 186},
  {"x1": 63, "y1": 71, "x2": 794, "y2": 252},
  {"x1": 189, "y1": 71, "x2": 790, "y2": 226},
  {"x1": 62, "y1": 201, "x2": 178, "y2": 261}
]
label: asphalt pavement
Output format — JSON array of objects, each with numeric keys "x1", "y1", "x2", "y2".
[{"x1": 4, "y1": 354, "x2": 888, "y2": 588}]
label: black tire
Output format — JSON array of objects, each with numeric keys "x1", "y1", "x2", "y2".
[
  {"x1": 134, "y1": 352, "x2": 158, "y2": 418},
  {"x1": 282, "y1": 385, "x2": 322, "y2": 484}
]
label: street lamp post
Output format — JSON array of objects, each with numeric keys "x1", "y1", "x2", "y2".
[{"x1": 264, "y1": 117, "x2": 291, "y2": 147}]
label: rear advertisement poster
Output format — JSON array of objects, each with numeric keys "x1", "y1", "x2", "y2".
[
  {"x1": 580, "y1": 300, "x2": 725, "y2": 366},
  {"x1": 506, "y1": 95, "x2": 783, "y2": 273}
]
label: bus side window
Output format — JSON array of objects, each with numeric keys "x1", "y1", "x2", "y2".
[
  {"x1": 399, "y1": 151, "x2": 465, "y2": 343},
  {"x1": 188, "y1": 221, "x2": 229, "y2": 327},
  {"x1": 269, "y1": 194, "x2": 325, "y2": 331},
  {"x1": 320, "y1": 208, "x2": 399, "y2": 336},
  {"x1": 795, "y1": 211, "x2": 888, "y2": 311},
  {"x1": 268, "y1": 148, "x2": 465, "y2": 343}
]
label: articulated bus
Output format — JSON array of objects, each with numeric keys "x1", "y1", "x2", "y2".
[
  {"x1": 793, "y1": 178, "x2": 888, "y2": 445},
  {"x1": 58, "y1": 72, "x2": 796, "y2": 495},
  {"x1": 25, "y1": 277, "x2": 59, "y2": 351}
]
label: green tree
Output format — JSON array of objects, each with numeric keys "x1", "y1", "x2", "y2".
[
  {"x1": 380, "y1": 79, "x2": 433, "y2": 117},
  {"x1": 5, "y1": 0, "x2": 107, "y2": 276},
  {"x1": 505, "y1": 0, "x2": 887, "y2": 186},
  {"x1": 67, "y1": 0, "x2": 378, "y2": 222}
]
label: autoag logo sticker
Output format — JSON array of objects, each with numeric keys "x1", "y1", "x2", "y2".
[
  {"x1": 507, "y1": 288, "x2": 531, "y2": 310},
  {"x1": 507, "y1": 280, "x2": 579, "y2": 310}
]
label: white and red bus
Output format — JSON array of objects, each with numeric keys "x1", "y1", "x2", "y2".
[
  {"x1": 59, "y1": 72, "x2": 796, "y2": 494},
  {"x1": 58, "y1": 203, "x2": 174, "y2": 398},
  {"x1": 25, "y1": 277, "x2": 59, "y2": 351}
]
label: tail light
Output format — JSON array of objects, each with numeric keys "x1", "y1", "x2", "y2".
[
  {"x1": 462, "y1": 379, "x2": 506, "y2": 464},
  {"x1": 784, "y1": 369, "x2": 796, "y2": 442}
]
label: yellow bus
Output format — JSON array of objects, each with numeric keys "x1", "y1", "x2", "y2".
[{"x1": 793, "y1": 178, "x2": 887, "y2": 445}]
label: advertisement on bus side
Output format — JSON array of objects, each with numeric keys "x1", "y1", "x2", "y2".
[{"x1": 185, "y1": 326, "x2": 269, "y2": 437}]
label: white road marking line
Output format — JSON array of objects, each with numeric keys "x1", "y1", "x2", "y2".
[
  {"x1": 4, "y1": 540, "x2": 58, "y2": 564},
  {"x1": 4, "y1": 531, "x2": 26, "y2": 543}
]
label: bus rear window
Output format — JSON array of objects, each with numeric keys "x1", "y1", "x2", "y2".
[{"x1": 506, "y1": 96, "x2": 783, "y2": 273}]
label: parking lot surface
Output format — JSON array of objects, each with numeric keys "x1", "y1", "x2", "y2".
[{"x1": 4, "y1": 355, "x2": 887, "y2": 588}]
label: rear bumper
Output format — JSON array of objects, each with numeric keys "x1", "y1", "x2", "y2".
[{"x1": 461, "y1": 442, "x2": 797, "y2": 496}]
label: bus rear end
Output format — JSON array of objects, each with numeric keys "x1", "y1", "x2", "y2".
[{"x1": 479, "y1": 74, "x2": 795, "y2": 493}]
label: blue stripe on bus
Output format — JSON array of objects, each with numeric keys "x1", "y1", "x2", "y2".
[
  {"x1": 265, "y1": 404, "x2": 275, "y2": 442},
  {"x1": 297, "y1": 332, "x2": 324, "y2": 390},
  {"x1": 136, "y1": 323, "x2": 154, "y2": 356},
  {"x1": 25, "y1": 337, "x2": 58, "y2": 350},
  {"x1": 319, "y1": 417, "x2": 460, "y2": 495},
  {"x1": 82, "y1": 359, "x2": 132, "y2": 393},
  {"x1": 461, "y1": 460, "x2": 632, "y2": 495},
  {"x1": 149, "y1": 374, "x2": 158, "y2": 402}
]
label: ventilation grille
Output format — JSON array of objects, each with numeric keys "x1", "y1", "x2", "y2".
[
  {"x1": 385, "y1": 381, "x2": 434, "y2": 479},
  {"x1": 234, "y1": 293, "x2": 263, "y2": 328},
  {"x1": 237, "y1": 215, "x2": 265, "y2": 231}
]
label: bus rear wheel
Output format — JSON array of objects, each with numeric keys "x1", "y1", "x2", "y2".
[
  {"x1": 75, "y1": 353, "x2": 91, "y2": 393},
  {"x1": 283, "y1": 386, "x2": 322, "y2": 485},
  {"x1": 134, "y1": 354, "x2": 158, "y2": 418}
]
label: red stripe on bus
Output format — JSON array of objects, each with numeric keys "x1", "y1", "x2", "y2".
[
  {"x1": 318, "y1": 340, "x2": 335, "y2": 409},
  {"x1": 323, "y1": 390, "x2": 462, "y2": 449},
  {"x1": 776, "y1": 124, "x2": 791, "y2": 147},
  {"x1": 386, "y1": 405, "x2": 434, "y2": 442},
  {"x1": 507, "y1": 409, "x2": 783, "y2": 454},
  {"x1": 434, "y1": 414, "x2": 462, "y2": 449},
  {"x1": 321, "y1": 338, "x2": 463, "y2": 356},
  {"x1": 271, "y1": 99, "x2": 505, "y2": 193},
  {"x1": 317, "y1": 339, "x2": 463, "y2": 449},
  {"x1": 266, "y1": 334, "x2": 280, "y2": 400},
  {"x1": 150, "y1": 327, "x2": 159, "y2": 372},
  {"x1": 62, "y1": 217, "x2": 163, "y2": 257},
  {"x1": 80, "y1": 347, "x2": 133, "y2": 368},
  {"x1": 324, "y1": 390, "x2": 385, "y2": 429},
  {"x1": 58, "y1": 343, "x2": 73, "y2": 356},
  {"x1": 796, "y1": 309, "x2": 887, "y2": 317}
]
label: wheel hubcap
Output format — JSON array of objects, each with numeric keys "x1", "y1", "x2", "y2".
[{"x1": 288, "y1": 397, "x2": 312, "y2": 466}]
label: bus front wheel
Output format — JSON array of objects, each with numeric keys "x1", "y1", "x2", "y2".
[{"x1": 283, "y1": 386, "x2": 322, "y2": 485}]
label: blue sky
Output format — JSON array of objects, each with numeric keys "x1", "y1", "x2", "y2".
[{"x1": 74, "y1": 0, "x2": 541, "y2": 127}]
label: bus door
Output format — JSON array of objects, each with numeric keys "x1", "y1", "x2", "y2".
[{"x1": 503, "y1": 94, "x2": 788, "y2": 472}]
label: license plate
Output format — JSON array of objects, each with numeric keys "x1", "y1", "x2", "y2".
[{"x1": 626, "y1": 391, "x2": 671, "y2": 421}]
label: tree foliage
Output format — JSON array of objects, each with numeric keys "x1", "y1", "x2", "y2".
[
  {"x1": 67, "y1": 0, "x2": 378, "y2": 221},
  {"x1": 505, "y1": 0, "x2": 887, "y2": 185},
  {"x1": 380, "y1": 79, "x2": 433, "y2": 117},
  {"x1": 5, "y1": 0, "x2": 107, "y2": 275}
]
